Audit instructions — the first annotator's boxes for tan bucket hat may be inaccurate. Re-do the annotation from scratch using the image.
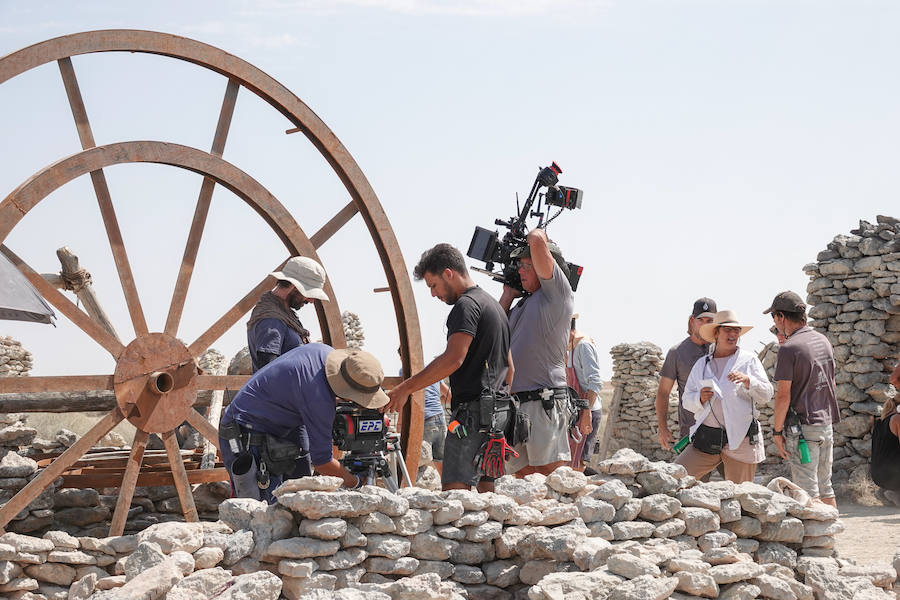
[699,310,754,343]
[325,349,389,409]
[270,256,330,302]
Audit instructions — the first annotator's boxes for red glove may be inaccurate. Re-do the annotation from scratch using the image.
[481,433,519,478]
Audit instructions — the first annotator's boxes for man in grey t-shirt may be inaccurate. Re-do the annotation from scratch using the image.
[499,229,580,476]
[656,297,717,449]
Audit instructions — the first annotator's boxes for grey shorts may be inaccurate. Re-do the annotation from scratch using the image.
[442,401,509,487]
[423,413,446,461]
[506,394,572,472]
[785,423,835,499]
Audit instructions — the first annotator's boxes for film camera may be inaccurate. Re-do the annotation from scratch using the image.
[466,162,583,292]
[332,402,412,492]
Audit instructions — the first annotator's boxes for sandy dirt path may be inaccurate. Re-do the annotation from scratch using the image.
[835,502,900,565]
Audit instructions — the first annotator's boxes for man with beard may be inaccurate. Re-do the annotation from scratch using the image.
[247,256,330,372]
[656,297,718,450]
[385,243,513,491]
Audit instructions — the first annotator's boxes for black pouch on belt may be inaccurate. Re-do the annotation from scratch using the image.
[506,397,531,445]
[478,392,496,430]
[691,424,725,455]
[261,434,301,475]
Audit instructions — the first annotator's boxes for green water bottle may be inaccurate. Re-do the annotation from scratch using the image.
[797,433,811,464]
[672,434,690,454]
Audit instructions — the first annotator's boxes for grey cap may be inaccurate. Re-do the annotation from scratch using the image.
[763,291,806,314]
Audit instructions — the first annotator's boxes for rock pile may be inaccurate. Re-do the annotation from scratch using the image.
[0,450,896,599]
[608,343,677,461]
[342,311,365,349]
[0,336,32,377]
[0,412,55,535]
[802,215,900,486]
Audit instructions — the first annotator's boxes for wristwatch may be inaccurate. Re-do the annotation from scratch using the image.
[773,430,783,437]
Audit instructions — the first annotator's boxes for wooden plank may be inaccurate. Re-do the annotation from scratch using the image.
[61,467,229,489]
[196,374,250,390]
[109,429,148,536]
[58,57,149,338]
[0,408,123,531]
[187,407,221,458]
[0,389,224,413]
[0,376,113,394]
[0,246,125,358]
[310,200,358,249]
[165,79,240,337]
[597,384,623,461]
[373,287,390,293]
[163,430,199,522]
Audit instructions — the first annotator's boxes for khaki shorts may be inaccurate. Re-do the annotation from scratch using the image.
[785,424,835,499]
[506,395,571,472]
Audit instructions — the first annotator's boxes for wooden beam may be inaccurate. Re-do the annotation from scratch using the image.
[310,200,359,249]
[0,375,113,394]
[0,390,223,413]
[56,246,122,343]
[163,430,199,522]
[109,429,148,536]
[61,467,229,489]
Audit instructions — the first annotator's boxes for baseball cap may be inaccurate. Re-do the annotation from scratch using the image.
[763,291,806,315]
[692,297,717,319]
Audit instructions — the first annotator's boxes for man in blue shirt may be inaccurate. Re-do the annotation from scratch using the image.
[220,344,389,502]
[247,256,330,372]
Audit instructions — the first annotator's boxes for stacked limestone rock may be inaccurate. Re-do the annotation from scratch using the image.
[342,311,365,349]
[0,336,33,377]
[0,450,894,599]
[754,342,781,465]
[802,216,900,487]
[608,343,677,461]
[0,413,61,535]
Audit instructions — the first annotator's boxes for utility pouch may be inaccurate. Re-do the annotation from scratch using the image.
[478,392,496,430]
[505,396,531,446]
[219,421,244,455]
[262,434,301,476]
[785,408,802,435]
[691,424,725,455]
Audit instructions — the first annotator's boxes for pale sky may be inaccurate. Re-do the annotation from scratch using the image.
[1,1,899,381]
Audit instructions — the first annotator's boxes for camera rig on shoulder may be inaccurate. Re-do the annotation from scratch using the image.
[466,161,583,293]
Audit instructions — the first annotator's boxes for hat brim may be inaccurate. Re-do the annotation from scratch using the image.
[699,323,753,344]
[271,272,330,302]
[325,349,389,409]
[694,311,717,320]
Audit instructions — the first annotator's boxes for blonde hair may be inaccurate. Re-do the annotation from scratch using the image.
[882,397,898,420]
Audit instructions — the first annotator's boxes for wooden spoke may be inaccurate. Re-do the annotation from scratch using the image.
[0,375,113,394]
[0,408,124,531]
[108,429,149,536]
[310,200,359,249]
[186,408,221,453]
[165,79,240,336]
[187,260,286,358]
[162,430,199,522]
[0,245,125,358]
[58,57,149,337]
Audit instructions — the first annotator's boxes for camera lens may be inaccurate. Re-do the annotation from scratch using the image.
[232,452,253,476]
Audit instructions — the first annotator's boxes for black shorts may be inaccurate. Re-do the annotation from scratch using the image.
[441,401,510,487]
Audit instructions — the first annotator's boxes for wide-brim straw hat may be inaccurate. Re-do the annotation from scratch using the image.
[325,348,389,409]
[270,256,330,302]
[699,310,754,343]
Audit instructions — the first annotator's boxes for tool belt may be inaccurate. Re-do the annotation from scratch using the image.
[221,420,304,476]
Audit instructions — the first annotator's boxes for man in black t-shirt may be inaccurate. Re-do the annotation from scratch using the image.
[385,243,513,491]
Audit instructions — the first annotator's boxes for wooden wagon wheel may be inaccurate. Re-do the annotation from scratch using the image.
[0,30,425,535]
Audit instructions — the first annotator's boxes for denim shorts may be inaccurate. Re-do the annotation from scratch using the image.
[423,413,446,461]
[442,402,509,487]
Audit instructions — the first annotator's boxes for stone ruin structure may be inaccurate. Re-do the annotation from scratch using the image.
[0,336,33,378]
[802,215,900,488]
[0,452,896,599]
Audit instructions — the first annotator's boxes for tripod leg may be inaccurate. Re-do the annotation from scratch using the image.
[392,442,414,488]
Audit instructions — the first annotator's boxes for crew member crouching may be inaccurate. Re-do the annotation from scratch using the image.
[219,344,388,502]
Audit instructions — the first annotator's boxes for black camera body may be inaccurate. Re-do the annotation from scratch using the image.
[467,162,583,293]
[332,402,388,455]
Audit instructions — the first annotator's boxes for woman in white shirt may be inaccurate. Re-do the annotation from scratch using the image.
[675,310,772,483]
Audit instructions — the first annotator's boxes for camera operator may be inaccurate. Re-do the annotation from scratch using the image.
[500,229,582,476]
[219,344,388,503]
[385,243,513,492]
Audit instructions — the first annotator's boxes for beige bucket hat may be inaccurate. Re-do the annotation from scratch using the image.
[325,348,389,409]
[699,310,754,343]
[270,256,330,302]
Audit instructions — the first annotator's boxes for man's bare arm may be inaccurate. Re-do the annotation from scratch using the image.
[384,333,473,412]
[655,376,676,449]
[773,380,792,459]
[506,350,515,387]
[527,228,555,280]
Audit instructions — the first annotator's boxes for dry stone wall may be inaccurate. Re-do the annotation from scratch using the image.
[0,452,895,599]
[802,216,900,480]
[0,336,32,377]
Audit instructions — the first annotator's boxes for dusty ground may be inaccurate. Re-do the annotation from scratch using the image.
[835,502,900,565]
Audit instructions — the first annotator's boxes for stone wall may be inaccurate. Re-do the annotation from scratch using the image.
[802,216,900,484]
[0,453,895,599]
[0,336,32,377]
[608,343,675,462]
